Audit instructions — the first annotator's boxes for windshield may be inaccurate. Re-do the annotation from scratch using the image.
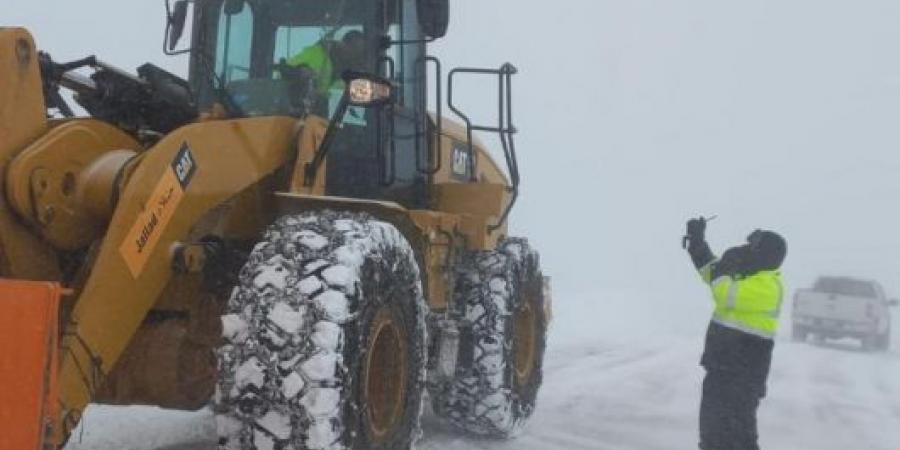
[207,0,380,118]
[813,278,879,298]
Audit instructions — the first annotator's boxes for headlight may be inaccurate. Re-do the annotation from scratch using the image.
[344,73,394,107]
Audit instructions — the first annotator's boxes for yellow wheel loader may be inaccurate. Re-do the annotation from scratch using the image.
[0,1,551,449]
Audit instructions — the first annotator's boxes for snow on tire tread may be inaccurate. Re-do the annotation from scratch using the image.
[430,238,546,438]
[216,210,426,450]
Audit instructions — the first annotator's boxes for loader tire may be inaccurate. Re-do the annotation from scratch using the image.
[430,238,548,438]
[215,211,427,450]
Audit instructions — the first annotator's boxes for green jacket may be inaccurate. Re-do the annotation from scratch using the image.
[287,41,338,95]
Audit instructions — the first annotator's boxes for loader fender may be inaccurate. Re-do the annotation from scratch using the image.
[276,192,413,230]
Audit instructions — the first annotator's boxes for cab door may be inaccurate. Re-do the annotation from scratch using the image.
[369,0,430,208]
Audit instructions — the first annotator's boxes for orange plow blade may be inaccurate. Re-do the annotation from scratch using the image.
[0,280,63,450]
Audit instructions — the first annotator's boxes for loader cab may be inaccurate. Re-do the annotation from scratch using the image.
[181,0,442,208]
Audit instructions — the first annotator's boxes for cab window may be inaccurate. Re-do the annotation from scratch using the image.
[214,1,253,83]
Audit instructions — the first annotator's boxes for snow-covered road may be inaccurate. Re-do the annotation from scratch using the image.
[64,336,900,450]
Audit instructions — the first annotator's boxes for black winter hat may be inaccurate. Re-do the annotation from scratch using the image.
[747,230,787,271]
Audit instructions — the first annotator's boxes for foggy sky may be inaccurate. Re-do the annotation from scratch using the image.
[5,0,900,337]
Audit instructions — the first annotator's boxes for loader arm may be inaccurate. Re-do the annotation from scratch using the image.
[54,117,297,444]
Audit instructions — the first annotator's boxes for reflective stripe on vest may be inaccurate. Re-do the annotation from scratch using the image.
[711,316,776,340]
[772,280,784,318]
[726,281,739,309]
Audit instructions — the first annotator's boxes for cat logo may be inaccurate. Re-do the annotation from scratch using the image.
[452,143,474,180]
[120,143,198,277]
[172,144,196,188]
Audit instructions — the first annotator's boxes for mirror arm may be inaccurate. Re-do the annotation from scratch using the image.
[304,94,351,187]
[304,73,395,187]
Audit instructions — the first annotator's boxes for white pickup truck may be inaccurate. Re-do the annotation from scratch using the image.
[792,276,897,351]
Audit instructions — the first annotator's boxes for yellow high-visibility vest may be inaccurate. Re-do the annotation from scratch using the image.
[699,262,784,339]
[287,42,341,95]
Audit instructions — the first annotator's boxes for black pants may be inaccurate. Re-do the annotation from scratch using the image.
[698,369,765,450]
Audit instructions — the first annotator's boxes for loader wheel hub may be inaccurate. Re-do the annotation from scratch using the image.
[514,301,537,387]
[365,307,407,441]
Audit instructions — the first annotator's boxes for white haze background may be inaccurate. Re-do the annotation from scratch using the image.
[5,1,900,449]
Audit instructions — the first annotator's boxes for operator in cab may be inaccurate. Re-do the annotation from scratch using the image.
[284,30,367,97]
[683,218,787,450]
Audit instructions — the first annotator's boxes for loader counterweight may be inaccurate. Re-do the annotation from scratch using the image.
[0,280,63,450]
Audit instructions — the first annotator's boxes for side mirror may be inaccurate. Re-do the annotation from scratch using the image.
[344,72,394,107]
[167,0,190,51]
[417,0,449,39]
[224,0,246,16]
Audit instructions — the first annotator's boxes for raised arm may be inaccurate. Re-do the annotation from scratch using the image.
[685,218,717,281]
[689,239,715,270]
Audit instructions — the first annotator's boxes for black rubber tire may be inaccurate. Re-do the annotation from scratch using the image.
[877,328,891,351]
[215,211,427,450]
[429,237,548,438]
[861,334,878,352]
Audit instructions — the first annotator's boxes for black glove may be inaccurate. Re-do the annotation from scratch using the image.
[684,217,715,267]
[686,217,706,242]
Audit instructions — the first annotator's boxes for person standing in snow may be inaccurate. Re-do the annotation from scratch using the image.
[683,217,787,450]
